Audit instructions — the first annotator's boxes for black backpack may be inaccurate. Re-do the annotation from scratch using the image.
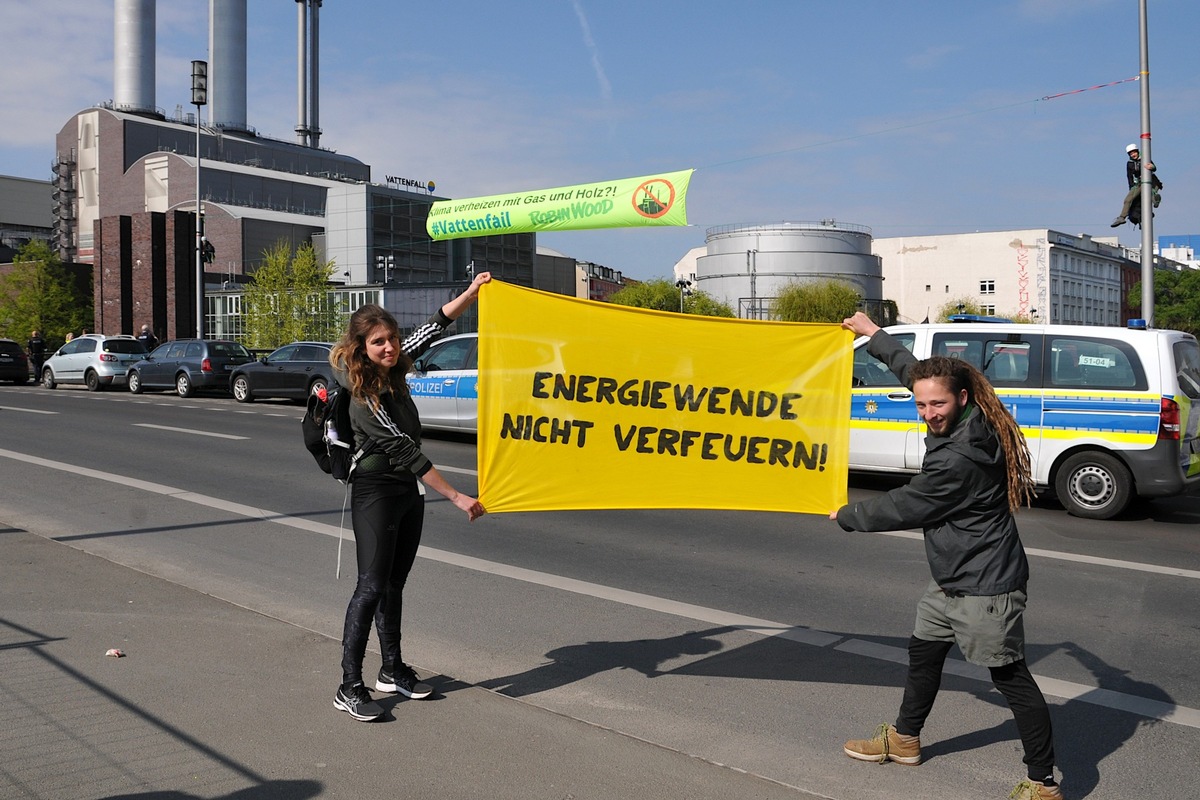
[302,383,374,482]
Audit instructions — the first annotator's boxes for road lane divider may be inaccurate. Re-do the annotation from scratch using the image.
[0,406,57,414]
[132,424,250,440]
[1,445,1198,730]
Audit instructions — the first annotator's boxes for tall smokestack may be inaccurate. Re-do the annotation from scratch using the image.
[294,0,322,148]
[113,0,156,113]
[295,0,309,145]
[309,1,320,148]
[209,0,248,131]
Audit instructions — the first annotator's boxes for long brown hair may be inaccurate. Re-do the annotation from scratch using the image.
[329,304,413,410]
[908,356,1035,513]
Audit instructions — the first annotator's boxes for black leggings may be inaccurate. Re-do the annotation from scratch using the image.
[896,636,1055,780]
[340,477,424,685]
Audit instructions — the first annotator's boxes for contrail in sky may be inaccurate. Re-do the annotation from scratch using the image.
[571,0,613,103]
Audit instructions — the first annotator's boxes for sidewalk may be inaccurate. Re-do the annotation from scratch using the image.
[0,527,814,800]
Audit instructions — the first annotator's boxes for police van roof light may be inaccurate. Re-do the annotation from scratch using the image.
[1127,318,1148,329]
[948,314,1013,324]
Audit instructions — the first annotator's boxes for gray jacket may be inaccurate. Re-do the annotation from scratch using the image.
[836,330,1029,595]
[332,310,452,480]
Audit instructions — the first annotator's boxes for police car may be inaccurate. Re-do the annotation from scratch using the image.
[407,332,478,433]
[850,319,1200,519]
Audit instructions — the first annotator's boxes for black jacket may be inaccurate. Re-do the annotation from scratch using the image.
[332,310,452,480]
[836,330,1029,596]
[1126,157,1162,190]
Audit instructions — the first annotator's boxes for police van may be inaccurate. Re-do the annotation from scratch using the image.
[850,319,1200,519]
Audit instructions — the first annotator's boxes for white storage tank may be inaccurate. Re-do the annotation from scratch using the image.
[696,220,883,318]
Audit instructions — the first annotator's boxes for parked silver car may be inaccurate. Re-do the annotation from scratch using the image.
[41,334,148,391]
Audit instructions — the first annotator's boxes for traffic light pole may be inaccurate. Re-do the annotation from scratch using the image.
[192,60,208,339]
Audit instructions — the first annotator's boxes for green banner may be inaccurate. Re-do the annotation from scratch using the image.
[426,169,694,241]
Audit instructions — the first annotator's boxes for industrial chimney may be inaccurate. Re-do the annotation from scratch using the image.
[113,0,156,113]
[208,0,248,132]
[295,0,322,148]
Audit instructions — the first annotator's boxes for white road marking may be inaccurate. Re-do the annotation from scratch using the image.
[131,424,249,440]
[435,465,478,476]
[871,528,1200,580]
[0,406,57,414]
[1,445,1198,730]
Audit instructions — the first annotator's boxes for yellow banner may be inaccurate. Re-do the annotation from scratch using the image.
[426,170,693,241]
[476,282,852,514]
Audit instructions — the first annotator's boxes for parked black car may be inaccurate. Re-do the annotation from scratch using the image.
[127,338,254,397]
[0,338,31,384]
[229,341,334,403]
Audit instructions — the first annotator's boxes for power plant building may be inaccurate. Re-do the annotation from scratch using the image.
[54,0,538,341]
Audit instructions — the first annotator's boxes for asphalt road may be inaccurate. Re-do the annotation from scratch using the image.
[1,383,1198,800]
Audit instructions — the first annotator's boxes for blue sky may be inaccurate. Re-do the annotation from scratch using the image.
[3,0,1197,280]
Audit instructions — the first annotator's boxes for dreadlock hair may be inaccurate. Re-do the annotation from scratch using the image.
[908,356,1035,514]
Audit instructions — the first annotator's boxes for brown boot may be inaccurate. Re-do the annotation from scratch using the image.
[843,723,921,765]
[1010,779,1064,800]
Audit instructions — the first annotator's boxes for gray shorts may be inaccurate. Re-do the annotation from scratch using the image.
[913,579,1027,667]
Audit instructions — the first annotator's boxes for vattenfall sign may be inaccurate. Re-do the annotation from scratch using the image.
[385,175,436,193]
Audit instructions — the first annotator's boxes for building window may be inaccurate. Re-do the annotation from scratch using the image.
[925,284,931,292]
[981,305,996,315]
[945,285,949,293]
[980,280,995,294]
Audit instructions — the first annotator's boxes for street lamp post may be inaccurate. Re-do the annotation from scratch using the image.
[191,60,208,338]
[675,279,691,313]
[1137,0,1155,326]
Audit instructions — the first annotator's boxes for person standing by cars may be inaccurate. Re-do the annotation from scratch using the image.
[26,330,46,380]
[830,312,1060,800]
[137,324,158,351]
[328,272,490,722]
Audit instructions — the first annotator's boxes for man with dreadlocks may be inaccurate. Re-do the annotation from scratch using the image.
[830,312,1059,800]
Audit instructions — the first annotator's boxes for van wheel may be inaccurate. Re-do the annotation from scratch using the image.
[176,372,193,398]
[1054,452,1133,519]
[85,370,102,392]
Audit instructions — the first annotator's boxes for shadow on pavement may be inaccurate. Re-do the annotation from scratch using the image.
[0,613,322,800]
[480,623,1177,797]
[481,627,735,697]
[97,783,321,800]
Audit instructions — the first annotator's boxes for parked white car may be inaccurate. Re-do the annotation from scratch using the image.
[41,334,148,391]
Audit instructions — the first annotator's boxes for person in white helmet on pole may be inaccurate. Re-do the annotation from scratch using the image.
[1111,142,1162,227]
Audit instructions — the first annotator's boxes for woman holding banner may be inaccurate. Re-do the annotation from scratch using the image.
[830,312,1059,800]
[329,272,490,722]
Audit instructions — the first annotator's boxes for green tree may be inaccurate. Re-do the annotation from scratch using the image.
[934,297,985,323]
[607,278,734,317]
[1004,310,1038,324]
[771,279,861,323]
[0,241,91,348]
[241,241,340,348]
[1130,269,1200,336]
